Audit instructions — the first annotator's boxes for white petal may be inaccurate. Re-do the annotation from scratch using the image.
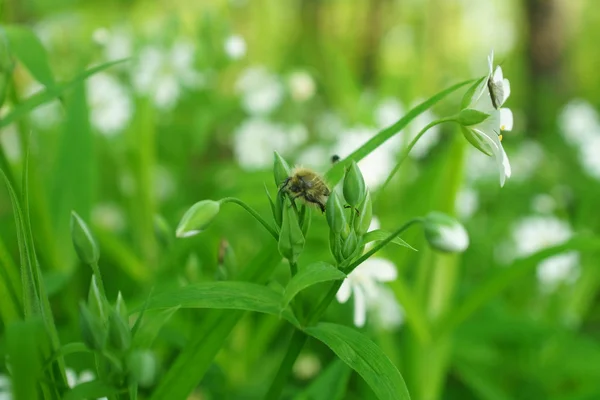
[336,279,352,303]
[66,368,77,388]
[475,129,510,186]
[493,66,504,84]
[502,79,511,102]
[78,370,95,384]
[362,258,398,282]
[500,108,513,131]
[352,285,367,327]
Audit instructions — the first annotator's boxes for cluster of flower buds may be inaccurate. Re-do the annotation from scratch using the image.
[327,161,372,266]
[71,213,157,388]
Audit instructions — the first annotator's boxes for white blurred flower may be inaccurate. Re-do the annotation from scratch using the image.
[233,118,305,170]
[0,374,11,400]
[509,140,544,182]
[132,40,203,110]
[531,194,556,214]
[292,353,321,380]
[375,98,404,129]
[24,82,62,129]
[336,258,399,327]
[334,125,398,189]
[369,286,404,330]
[558,99,600,147]
[288,70,316,102]
[456,187,479,220]
[93,26,133,62]
[92,203,125,232]
[236,67,284,115]
[579,135,600,180]
[65,369,106,400]
[224,35,246,60]
[463,51,513,186]
[512,216,579,289]
[315,112,344,140]
[86,72,132,136]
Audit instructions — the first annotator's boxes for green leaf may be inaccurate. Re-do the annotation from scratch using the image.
[460,76,486,109]
[150,247,281,400]
[294,359,351,400]
[43,342,91,370]
[3,25,55,88]
[0,234,22,323]
[281,262,346,310]
[0,59,127,129]
[305,322,411,400]
[324,79,474,186]
[62,380,120,400]
[6,319,43,400]
[436,235,600,338]
[143,281,299,327]
[133,306,180,348]
[363,229,417,251]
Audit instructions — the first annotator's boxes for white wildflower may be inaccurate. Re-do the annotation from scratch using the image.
[375,98,404,129]
[288,70,316,102]
[132,40,203,110]
[531,194,556,214]
[224,35,246,60]
[558,99,600,147]
[336,258,399,328]
[512,216,579,289]
[236,67,284,115]
[86,72,132,136]
[23,82,62,129]
[292,353,321,380]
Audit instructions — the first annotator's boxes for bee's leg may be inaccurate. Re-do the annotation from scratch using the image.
[278,177,291,193]
[305,194,326,213]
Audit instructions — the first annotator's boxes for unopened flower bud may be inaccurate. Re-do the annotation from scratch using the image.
[354,191,373,236]
[176,200,220,238]
[71,211,99,265]
[278,201,305,262]
[326,192,346,234]
[273,151,291,187]
[343,161,366,207]
[80,302,107,350]
[127,350,157,388]
[108,309,131,351]
[423,212,469,253]
[341,230,359,259]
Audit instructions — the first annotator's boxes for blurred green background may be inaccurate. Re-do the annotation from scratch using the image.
[1,0,600,399]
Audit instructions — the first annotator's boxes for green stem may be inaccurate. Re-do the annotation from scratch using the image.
[264,329,308,400]
[220,197,279,240]
[378,117,458,197]
[289,260,298,277]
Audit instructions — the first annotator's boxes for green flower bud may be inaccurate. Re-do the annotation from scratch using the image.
[423,212,469,253]
[460,126,492,157]
[354,191,373,236]
[343,161,366,207]
[71,211,100,265]
[329,231,344,263]
[458,109,490,126]
[88,275,108,323]
[299,205,312,237]
[108,309,131,351]
[115,292,128,324]
[278,201,305,262]
[176,200,220,238]
[341,230,358,259]
[326,191,347,234]
[80,302,107,350]
[273,151,291,187]
[127,350,157,388]
[273,189,285,227]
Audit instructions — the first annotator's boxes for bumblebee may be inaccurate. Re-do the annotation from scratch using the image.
[280,167,331,212]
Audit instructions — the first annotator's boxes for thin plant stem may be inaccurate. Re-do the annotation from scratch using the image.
[220,197,279,240]
[377,117,458,198]
[264,329,308,400]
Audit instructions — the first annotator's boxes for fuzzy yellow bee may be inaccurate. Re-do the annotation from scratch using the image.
[280,167,331,212]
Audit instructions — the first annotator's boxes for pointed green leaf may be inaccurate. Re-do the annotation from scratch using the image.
[305,322,411,400]
[133,306,180,348]
[4,25,55,88]
[6,319,43,400]
[0,59,127,129]
[363,229,417,251]
[281,262,346,310]
[143,281,299,327]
